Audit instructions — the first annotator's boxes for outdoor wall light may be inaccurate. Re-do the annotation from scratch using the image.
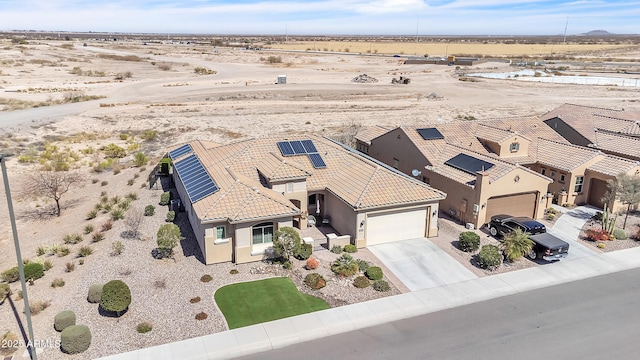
[360,220,365,228]
[432,210,437,217]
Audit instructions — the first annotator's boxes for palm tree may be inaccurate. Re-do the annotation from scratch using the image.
[501,228,535,262]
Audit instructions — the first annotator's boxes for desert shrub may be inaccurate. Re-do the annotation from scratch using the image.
[282,260,292,270]
[330,245,342,254]
[79,259,85,265]
[56,245,71,257]
[365,266,383,281]
[296,243,312,260]
[110,208,125,221]
[159,191,171,205]
[272,227,301,261]
[306,257,319,270]
[265,56,282,64]
[87,284,103,303]
[356,259,370,273]
[478,245,502,270]
[597,242,606,249]
[194,67,216,75]
[100,180,108,186]
[154,279,166,289]
[0,284,11,303]
[78,245,94,257]
[344,244,357,253]
[36,245,48,256]
[101,220,113,231]
[304,273,326,290]
[166,210,175,222]
[144,205,155,216]
[64,233,83,244]
[127,179,134,186]
[137,322,152,334]
[100,280,131,316]
[141,130,158,141]
[29,299,51,315]
[331,254,359,277]
[195,312,208,320]
[353,276,370,288]
[133,152,148,167]
[1,267,20,283]
[230,269,239,275]
[372,280,391,292]
[43,260,53,271]
[54,310,76,332]
[125,192,138,201]
[190,296,201,303]
[24,262,44,281]
[83,224,94,234]
[613,229,628,240]
[91,232,105,242]
[110,241,124,256]
[156,223,181,258]
[60,325,91,354]
[200,274,213,282]
[51,278,65,288]
[0,331,19,355]
[103,143,126,158]
[585,229,609,241]
[65,262,75,272]
[458,231,480,252]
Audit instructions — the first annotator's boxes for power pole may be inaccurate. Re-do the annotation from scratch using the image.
[563,17,569,44]
[1,155,37,360]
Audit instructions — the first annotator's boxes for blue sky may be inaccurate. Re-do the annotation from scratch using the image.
[1,1,638,35]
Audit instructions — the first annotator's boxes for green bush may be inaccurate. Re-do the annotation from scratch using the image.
[136,322,153,333]
[613,228,628,240]
[356,259,370,273]
[54,310,76,332]
[458,231,480,252]
[295,243,313,260]
[478,245,502,270]
[110,208,125,221]
[166,211,175,222]
[87,284,103,303]
[51,278,65,288]
[365,266,383,280]
[100,280,131,316]
[344,244,357,253]
[372,279,391,292]
[103,143,126,158]
[60,325,91,354]
[331,254,359,277]
[273,227,301,261]
[64,233,83,244]
[353,276,370,288]
[83,224,94,234]
[330,245,342,254]
[144,205,155,216]
[78,245,94,257]
[159,191,171,205]
[133,152,148,167]
[24,262,44,281]
[0,283,11,303]
[156,223,182,258]
[1,267,19,283]
[200,274,213,282]
[304,273,326,290]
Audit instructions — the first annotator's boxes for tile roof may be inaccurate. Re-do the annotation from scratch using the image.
[355,125,394,145]
[541,103,626,120]
[535,138,601,171]
[587,155,640,177]
[593,130,640,159]
[171,136,445,223]
[475,123,527,143]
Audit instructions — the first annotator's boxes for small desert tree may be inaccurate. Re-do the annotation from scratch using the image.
[156,223,181,258]
[501,228,534,262]
[605,173,640,229]
[123,206,144,239]
[272,226,301,261]
[22,170,84,216]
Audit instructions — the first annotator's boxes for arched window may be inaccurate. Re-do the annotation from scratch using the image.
[252,222,274,245]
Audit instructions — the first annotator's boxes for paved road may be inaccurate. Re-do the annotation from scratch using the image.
[239,267,640,360]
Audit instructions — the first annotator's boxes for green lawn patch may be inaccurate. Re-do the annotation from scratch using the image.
[214,277,330,329]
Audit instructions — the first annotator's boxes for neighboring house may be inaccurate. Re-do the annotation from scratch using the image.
[168,136,446,265]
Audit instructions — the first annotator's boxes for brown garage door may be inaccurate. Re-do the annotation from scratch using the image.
[485,192,537,223]
[588,178,608,209]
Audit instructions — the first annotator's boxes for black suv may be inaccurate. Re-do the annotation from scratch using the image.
[487,214,546,237]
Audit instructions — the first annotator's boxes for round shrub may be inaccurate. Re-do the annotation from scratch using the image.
[330,245,342,254]
[87,284,103,303]
[195,312,208,320]
[24,262,44,282]
[353,276,370,288]
[356,259,370,273]
[458,231,480,252]
[230,269,239,275]
[190,296,201,304]
[144,205,155,216]
[54,310,76,332]
[304,273,326,290]
[344,244,357,253]
[296,243,313,260]
[136,322,152,333]
[365,266,383,281]
[60,325,91,354]
[200,274,213,282]
[613,229,628,240]
[331,254,359,277]
[372,280,391,292]
[100,280,131,316]
[478,245,502,270]
[306,257,319,270]
[0,284,12,303]
[597,242,606,249]
[1,267,19,283]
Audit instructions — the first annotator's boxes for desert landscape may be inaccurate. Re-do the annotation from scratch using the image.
[1,34,640,359]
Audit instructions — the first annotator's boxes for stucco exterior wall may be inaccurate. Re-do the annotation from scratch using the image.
[367,128,427,177]
[233,217,293,264]
[324,193,357,241]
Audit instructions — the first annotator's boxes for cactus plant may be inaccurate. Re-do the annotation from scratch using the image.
[602,205,618,236]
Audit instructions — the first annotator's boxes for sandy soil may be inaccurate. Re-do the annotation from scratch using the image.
[1,39,640,358]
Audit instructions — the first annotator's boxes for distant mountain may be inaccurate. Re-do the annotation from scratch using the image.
[581,30,613,36]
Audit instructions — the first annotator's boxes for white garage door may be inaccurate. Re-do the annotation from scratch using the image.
[366,208,427,246]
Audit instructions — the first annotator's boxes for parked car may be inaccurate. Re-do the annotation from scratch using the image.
[487,214,569,261]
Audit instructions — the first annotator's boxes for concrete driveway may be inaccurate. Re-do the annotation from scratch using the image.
[368,238,477,292]
[548,205,599,261]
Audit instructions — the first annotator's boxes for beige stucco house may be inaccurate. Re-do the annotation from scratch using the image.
[168,135,446,265]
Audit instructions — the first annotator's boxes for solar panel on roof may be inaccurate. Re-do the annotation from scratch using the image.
[290,140,306,155]
[444,153,494,175]
[173,154,219,203]
[308,153,326,169]
[301,140,318,153]
[169,144,193,159]
[417,128,444,140]
[277,141,295,156]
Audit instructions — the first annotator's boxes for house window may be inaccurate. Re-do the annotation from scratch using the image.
[559,174,566,183]
[574,176,584,193]
[510,142,520,152]
[392,158,399,169]
[550,171,556,179]
[541,168,546,176]
[286,182,293,193]
[252,222,274,245]
[216,226,226,239]
[422,176,430,184]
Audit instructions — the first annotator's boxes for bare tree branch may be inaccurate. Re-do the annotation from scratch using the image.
[22,170,85,217]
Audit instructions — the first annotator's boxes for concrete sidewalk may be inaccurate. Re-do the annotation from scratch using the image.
[97,246,640,360]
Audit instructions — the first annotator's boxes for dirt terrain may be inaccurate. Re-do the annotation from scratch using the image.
[1,38,640,358]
